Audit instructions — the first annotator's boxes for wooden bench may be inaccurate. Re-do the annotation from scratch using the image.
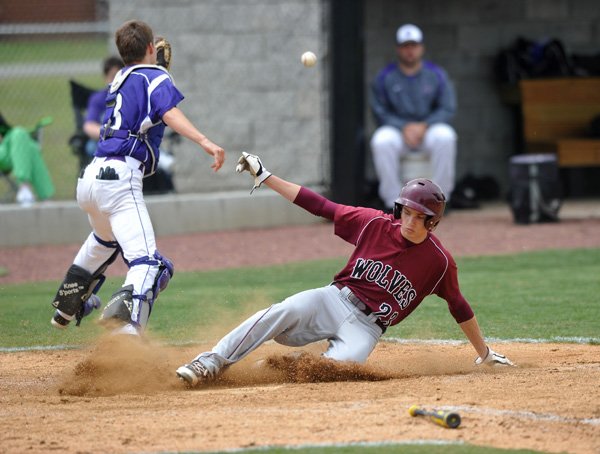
[520,77,600,167]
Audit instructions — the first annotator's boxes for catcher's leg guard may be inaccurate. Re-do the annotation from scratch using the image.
[98,284,153,333]
[99,285,137,326]
[51,244,120,329]
[51,265,95,329]
[100,251,174,333]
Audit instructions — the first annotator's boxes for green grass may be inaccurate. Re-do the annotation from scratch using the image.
[1,248,598,349]
[0,37,107,64]
[204,444,545,454]
[395,248,600,341]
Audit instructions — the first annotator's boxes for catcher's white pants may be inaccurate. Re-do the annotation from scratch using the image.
[370,124,457,209]
[72,157,159,326]
[194,284,383,376]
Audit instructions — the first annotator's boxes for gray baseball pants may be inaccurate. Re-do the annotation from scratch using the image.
[193,284,384,377]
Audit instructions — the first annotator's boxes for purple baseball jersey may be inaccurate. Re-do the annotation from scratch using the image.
[85,88,108,124]
[96,65,184,176]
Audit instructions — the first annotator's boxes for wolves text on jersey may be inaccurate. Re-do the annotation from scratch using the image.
[350,258,417,309]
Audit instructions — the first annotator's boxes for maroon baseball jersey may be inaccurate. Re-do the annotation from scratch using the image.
[332,204,473,327]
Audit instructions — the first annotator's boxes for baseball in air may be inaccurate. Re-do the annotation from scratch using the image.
[301,51,317,67]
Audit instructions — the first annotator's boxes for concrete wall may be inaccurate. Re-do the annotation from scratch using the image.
[108,0,330,195]
[364,0,600,191]
[0,190,324,247]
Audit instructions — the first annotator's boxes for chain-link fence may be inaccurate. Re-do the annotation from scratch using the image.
[0,0,112,201]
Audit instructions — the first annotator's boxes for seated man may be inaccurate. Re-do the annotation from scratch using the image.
[370,24,457,210]
[0,114,54,206]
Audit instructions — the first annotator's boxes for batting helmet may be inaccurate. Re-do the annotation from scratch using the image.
[393,178,446,230]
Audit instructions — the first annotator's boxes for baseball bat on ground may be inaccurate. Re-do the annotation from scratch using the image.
[408,405,461,429]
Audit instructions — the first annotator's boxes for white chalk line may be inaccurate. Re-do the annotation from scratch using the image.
[1,336,598,353]
[439,404,600,426]
[383,336,600,345]
[0,344,80,352]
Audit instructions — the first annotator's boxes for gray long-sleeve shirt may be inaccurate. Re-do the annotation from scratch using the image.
[370,60,457,130]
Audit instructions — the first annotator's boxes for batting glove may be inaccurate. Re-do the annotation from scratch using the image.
[475,346,516,366]
[236,151,272,194]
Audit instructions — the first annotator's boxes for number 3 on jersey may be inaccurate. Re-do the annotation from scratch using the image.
[111,93,124,130]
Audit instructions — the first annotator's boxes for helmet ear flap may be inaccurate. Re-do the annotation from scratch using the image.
[425,216,436,231]
[396,208,439,231]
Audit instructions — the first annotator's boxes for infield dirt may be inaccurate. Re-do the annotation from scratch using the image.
[1,201,599,453]
[1,338,599,453]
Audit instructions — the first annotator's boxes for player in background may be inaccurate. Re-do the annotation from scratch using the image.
[176,152,514,387]
[82,56,125,165]
[0,113,55,206]
[50,20,225,335]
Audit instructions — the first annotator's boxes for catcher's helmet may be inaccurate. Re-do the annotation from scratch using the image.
[393,178,446,231]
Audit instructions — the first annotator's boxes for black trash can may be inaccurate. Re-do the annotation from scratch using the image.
[508,153,562,224]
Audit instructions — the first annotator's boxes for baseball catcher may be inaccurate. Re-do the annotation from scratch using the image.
[176,152,514,386]
[49,20,225,335]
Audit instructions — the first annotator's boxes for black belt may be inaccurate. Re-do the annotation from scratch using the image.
[103,156,144,172]
[333,282,386,333]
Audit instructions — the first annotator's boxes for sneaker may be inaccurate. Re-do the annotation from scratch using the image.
[176,359,212,387]
[16,184,35,207]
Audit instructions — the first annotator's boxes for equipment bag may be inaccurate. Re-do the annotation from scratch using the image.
[495,37,573,84]
[508,154,562,224]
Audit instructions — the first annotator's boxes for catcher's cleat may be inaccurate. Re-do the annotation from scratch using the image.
[176,360,212,387]
[50,309,73,329]
[111,323,141,337]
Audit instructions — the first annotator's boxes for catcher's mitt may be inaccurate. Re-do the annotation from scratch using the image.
[155,36,172,70]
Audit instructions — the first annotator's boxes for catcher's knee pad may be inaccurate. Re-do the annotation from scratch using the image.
[152,250,174,298]
[51,265,95,329]
[138,251,174,327]
[134,251,174,323]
